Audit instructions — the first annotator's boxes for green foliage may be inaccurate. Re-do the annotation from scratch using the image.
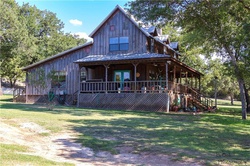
[0,0,86,87]
[28,68,59,110]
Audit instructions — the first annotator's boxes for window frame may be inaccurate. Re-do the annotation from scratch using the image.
[109,37,129,51]
[51,71,66,89]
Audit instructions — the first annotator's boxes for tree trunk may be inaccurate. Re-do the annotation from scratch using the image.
[244,84,250,113]
[226,47,247,119]
[230,93,234,105]
[0,77,2,95]
[10,80,13,88]
[238,79,247,119]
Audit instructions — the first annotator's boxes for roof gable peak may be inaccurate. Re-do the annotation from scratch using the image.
[89,5,149,38]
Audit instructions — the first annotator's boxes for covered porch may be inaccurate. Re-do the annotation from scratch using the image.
[75,53,202,112]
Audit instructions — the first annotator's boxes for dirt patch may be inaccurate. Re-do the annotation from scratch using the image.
[0,119,203,166]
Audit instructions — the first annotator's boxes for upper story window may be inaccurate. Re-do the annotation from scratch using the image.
[109,37,129,51]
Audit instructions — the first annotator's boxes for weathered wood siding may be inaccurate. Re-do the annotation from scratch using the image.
[26,47,91,96]
[91,10,148,55]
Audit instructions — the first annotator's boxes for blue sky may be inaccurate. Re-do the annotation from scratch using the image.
[16,0,129,40]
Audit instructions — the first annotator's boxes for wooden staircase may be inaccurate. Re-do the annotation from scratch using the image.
[13,87,26,103]
[187,87,214,111]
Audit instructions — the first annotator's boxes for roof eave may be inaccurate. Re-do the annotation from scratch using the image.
[22,41,93,71]
[170,57,204,76]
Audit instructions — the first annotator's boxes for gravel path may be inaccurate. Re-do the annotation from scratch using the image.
[0,119,202,166]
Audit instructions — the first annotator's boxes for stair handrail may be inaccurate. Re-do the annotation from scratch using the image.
[187,87,214,110]
[13,87,25,100]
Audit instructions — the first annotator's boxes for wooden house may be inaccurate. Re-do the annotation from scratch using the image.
[21,5,210,112]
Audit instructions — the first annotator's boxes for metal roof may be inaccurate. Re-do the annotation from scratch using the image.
[169,42,179,50]
[22,41,93,71]
[155,35,169,42]
[75,53,171,64]
[75,53,203,76]
[142,26,157,34]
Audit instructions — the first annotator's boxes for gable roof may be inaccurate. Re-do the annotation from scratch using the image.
[155,35,169,43]
[89,5,179,55]
[169,42,179,50]
[89,5,150,38]
[142,26,158,36]
[23,41,93,71]
[22,5,181,71]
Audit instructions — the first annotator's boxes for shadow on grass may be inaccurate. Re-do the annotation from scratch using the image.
[0,101,175,118]
[68,114,250,164]
[1,101,249,165]
[0,102,95,117]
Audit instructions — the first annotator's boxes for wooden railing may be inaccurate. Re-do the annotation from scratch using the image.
[200,96,214,109]
[13,87,25,102]
[80,80,215,111]
[187,87,214,110]
[80,80,189,94]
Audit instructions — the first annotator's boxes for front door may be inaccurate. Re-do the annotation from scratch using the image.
[114,70,130,90]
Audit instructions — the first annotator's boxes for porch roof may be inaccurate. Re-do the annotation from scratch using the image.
[75,53,171,65]
[75,53,203,76]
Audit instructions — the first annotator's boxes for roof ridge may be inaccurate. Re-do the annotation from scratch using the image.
[89,5,150,38]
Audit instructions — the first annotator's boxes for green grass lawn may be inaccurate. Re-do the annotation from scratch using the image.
[0,144,73,166]
[0,95,249,166]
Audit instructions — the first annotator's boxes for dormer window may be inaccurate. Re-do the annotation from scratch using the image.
[109,37,129,51]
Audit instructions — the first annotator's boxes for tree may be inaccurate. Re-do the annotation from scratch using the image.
[127,0,249,119]
[28,68,57,110]
[0,0,31,87]
[0,0,86,87]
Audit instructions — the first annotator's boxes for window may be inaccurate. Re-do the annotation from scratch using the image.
[51,71,66,88]
[80,67,87,82]
[109,37,129,51]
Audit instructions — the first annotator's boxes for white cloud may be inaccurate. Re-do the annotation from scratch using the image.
[69,19,82,26]
[72,32,93,42]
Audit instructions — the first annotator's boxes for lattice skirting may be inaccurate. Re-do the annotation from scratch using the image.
[78,93,170,112]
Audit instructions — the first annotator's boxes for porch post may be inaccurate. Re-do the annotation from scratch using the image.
[133,63,138,93]
[186,72,188,85]
[191,74,193,88]
[180,69,182,84]
[173,65,176,92]
[77,67,81,107]
[166,61,170,113]
[104,64,109,94]
[165,62,169,91]
[185,71,188,93]
[199,76,201,91]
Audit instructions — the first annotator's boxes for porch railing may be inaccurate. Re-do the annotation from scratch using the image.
[80,80,189,94]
